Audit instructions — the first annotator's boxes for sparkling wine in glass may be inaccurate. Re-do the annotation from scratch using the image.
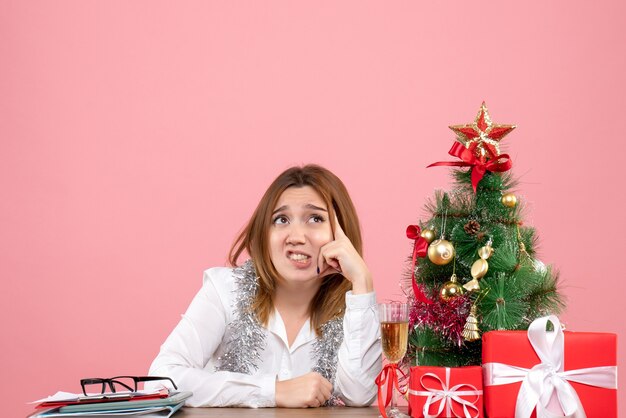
[378,302,409,418]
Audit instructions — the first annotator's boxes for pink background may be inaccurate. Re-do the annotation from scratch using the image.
[2,2,624,416]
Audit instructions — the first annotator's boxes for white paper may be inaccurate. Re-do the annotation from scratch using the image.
[30,390,163,404]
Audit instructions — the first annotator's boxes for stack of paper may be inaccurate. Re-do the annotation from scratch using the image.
[28,390,193,418]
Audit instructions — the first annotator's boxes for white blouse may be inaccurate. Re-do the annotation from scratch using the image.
[147,266,382,407]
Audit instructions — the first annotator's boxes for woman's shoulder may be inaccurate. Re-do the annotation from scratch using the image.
[201,265,237,292]
[201,260,257,294]
[199,261,257,314]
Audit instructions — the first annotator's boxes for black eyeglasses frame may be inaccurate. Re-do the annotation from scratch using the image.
[80,375,178,396]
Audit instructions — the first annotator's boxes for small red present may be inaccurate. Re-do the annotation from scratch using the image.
[408,366,483,418]
[482,315,617,418]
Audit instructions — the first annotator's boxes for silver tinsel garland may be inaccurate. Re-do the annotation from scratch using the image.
[215,260,267,374]
[215,259,346,406]
[313,316,345,406]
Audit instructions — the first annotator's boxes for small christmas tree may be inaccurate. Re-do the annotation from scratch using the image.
[405,103,565,367]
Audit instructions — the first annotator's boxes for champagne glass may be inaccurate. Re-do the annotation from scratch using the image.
[378,302,409,418]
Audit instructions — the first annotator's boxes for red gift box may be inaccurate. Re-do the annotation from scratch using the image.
[482,315,617,418]
[408,366,483,418]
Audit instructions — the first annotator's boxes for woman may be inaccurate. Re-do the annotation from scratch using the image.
[147,165,381,408]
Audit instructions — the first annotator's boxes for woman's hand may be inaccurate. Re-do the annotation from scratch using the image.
[317,216,373,294]
[275,372,332,408]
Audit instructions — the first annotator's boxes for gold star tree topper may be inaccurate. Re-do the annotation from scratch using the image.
[449,102,516,161]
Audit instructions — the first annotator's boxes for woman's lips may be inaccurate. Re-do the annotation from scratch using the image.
[287,251,312,267]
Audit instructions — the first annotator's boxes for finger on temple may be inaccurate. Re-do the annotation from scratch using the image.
[334,214,346,238]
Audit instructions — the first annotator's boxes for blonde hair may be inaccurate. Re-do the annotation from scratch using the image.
[229,164,363,335]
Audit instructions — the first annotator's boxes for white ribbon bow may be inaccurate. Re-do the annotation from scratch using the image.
[483,315,617,418]
[409,367,483,418]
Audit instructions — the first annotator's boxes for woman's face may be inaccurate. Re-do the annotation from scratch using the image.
[269,186,333,285]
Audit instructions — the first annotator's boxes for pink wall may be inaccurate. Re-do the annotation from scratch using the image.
[2,2,624,416]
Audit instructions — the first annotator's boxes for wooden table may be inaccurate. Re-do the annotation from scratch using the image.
[176,406,406,417]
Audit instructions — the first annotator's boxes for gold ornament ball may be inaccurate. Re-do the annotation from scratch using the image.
[428,239,455,265]
[501,193,517,208]
[420,229,436,244]
[440,278,463,302]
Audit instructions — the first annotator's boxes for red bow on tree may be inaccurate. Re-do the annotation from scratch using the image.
[406,225,432,304]
[428,102,515,192]
[428,142,512,192]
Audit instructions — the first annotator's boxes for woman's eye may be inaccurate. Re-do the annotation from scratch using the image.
[309,215,325,223]
[273,216,289,225]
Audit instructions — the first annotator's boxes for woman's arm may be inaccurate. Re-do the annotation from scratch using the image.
[334,291,381,406]
[317,217,382,405]
[147,268,277,408]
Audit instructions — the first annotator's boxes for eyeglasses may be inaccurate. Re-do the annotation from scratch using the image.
[80,376,178,396]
